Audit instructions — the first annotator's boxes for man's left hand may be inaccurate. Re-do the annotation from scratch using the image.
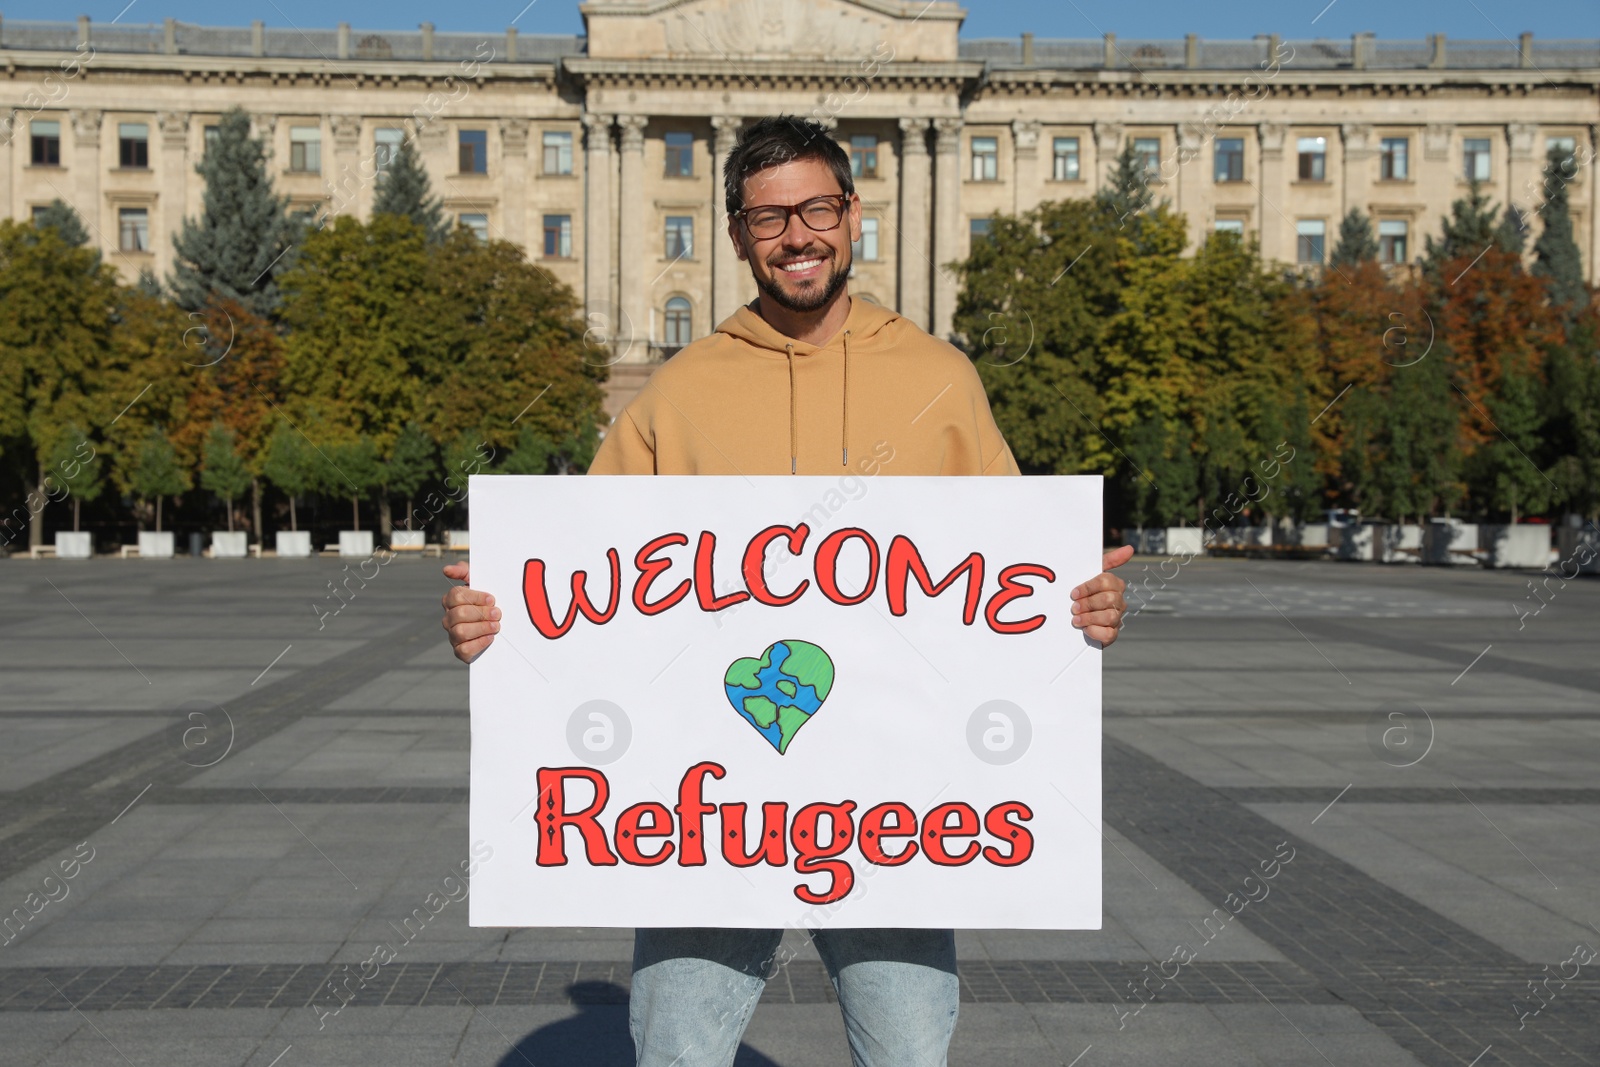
[1071,545,1133,647]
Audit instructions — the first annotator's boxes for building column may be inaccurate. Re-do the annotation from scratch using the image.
[896,117,931,331]
[931,117,962,341]
[1590,125,1600,284]
[1012,119,1041,215]
[1092,121,1122,194]
[582,114,616,350]
[616,114,649,363]
[1257,121,1287,264]
[328,114,361,221]
[498,117,529,250]
[1175,121,1205,249]
[1506,122,1539,235]
[156,111,189,282]
[1,113,16,223]
[711,115,743,326]
[1341,123,1375,221]
[69,109,103,255]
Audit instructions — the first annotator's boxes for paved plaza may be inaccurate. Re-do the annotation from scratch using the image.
[1,554,1597,1066]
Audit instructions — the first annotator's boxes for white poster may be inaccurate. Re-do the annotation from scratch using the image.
[468,474,1102,929]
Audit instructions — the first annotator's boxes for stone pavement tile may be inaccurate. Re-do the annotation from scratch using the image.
[451,1005,638,1067]
[325,669,469,712]
[159,942,344,966]
[947,1003,1066,1066]
[185,717,466,789]
[1256,801,1599,962]
[493,936,639,963]
[0,717,168,790]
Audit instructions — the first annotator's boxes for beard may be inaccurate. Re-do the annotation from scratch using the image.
[757,249,852,313]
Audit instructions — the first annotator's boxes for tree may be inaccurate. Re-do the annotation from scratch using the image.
[170,108,303,318]
[46,424,103,533]
[382,422,437,532]
[1097,140,1156,240]
[32,199,90,248]
[500,427,557,475]
[0,221,122,549]
[371,138,449,244]
[1424,179,1518,272]
[1329,209,1379,270]
[1494,205,1528,256]
[262,422,315,531]
[130,427,190,532]
[316,436,383,531]
[200,424,252,532]
[1532,145,1589,316]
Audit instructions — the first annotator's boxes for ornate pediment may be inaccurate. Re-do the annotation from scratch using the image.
[581,0,964,62]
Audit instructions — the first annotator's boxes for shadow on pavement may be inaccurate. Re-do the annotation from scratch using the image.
[496,981,785,1067]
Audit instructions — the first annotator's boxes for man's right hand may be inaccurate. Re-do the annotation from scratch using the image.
[441,561,500,664]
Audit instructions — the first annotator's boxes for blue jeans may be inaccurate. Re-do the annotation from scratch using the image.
[630,927,959,1067]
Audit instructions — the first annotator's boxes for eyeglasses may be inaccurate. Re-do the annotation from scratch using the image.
[735,194,851,240]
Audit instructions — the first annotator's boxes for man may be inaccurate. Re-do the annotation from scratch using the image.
[442,115,1131,1066]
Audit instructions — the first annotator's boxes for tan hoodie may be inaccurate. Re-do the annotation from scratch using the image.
[589,298,1019,478]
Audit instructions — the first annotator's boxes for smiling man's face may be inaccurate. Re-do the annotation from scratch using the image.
[731,157,863,315]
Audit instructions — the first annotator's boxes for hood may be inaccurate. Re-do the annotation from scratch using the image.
[712,297,905,472]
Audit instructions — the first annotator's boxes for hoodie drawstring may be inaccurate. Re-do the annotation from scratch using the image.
[841,330,851,468]
[786,343,797,475]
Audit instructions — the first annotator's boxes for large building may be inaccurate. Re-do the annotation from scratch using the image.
[3,1,1598,407]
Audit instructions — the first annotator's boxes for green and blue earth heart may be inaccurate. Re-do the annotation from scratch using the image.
[723,640,835,754]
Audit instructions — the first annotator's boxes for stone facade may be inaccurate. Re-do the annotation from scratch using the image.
[3,2,1597,409]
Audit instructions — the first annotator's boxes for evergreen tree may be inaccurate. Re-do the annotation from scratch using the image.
[1329,209,1379,270]
[170,108,303,318]
[130,426,190,532]
[1494,205,1528,256]
[371,139,448,243]
[200,424,252,532]
[135,268,163,298]
[1095,141,1157,251]
[1424,179,1500,270]
[1532,144,1589,316]
[32,199,90,247]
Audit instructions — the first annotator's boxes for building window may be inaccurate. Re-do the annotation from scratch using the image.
[289,126,321,173]
[373,128,405,177]
[543,214,572,258]
[1378,220,1408,264]
[203,125,219,155]
[1380,137,1408,180]
[971,137,998,181]
[1464,138,1492,181]
[1297,136,1327,181]
[118,123,149,169]
[1214,219,1245,235]
[664,296,692,347]
[1296,219,1326,265]
[665,216,694,259]
[459,213,489,241]
[459,129,488,174]
[1053,137,1080,181]
[970,218,993,242]
[665,132,693,178]
[852,217,880,262]
[31,205,50,223]
[850,135,879,180]
[1133,137,1160,178]
[119,207,149,252]
[543,130,573,175]
[1215,138,1244,182]
[31,120,61,166]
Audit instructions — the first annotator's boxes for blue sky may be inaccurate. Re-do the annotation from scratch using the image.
[9,0,1597,40]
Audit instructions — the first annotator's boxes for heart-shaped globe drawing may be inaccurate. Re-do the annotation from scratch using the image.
[723,640,834,754]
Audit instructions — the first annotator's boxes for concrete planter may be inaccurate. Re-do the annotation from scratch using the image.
[1556,525,1600,574]
[1378,524,1423,564]
[54,532,92,559]
[138,531,174,559]
[275,531,312,559]
[1481,524,1551,569]
[1422,521,1479,566]
[447,529,471,551]
[1334,525,1375,561]
[1123,528,1165,554]
[1295,523,1331,550]
[1165,528,1204,557]
[339,530,374,558]
[1238,526,1273,548]
[390,530,425,550]
[211,531,248,558]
